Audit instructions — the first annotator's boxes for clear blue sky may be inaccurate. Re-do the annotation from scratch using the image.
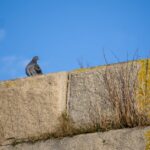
[0,0,150,81]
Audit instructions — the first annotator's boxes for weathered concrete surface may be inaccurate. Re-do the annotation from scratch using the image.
[68,66,115,128]
[0,72,68,145]
[67,60,150,128]
[0,59,150,148]
[0,126,149,150]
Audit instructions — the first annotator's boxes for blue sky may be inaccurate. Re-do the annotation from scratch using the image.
[0,0,150,81]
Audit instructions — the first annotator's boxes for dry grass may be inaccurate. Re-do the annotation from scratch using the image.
[101,61,148,128]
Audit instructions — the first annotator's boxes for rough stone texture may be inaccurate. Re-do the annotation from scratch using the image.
[0,72,68,145]
[68,62,140,128]
[0,126,149,150]
[68,66,114,128]
[0,59,150,149]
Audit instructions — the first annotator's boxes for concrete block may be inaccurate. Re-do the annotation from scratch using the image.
[68,60,150,129]
[0,126,149,150]
[0,72,68,145]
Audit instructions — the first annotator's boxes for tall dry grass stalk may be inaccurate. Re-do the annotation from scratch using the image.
[101,61,148,128]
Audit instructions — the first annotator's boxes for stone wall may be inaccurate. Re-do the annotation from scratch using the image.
[0,126,149,150]
[68,60,150,129]
[0,72,68,145]
[0,59,150,149]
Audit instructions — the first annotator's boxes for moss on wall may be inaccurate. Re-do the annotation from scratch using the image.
[137,59,150,118]
[72,65,105,73]
[0,80,18,88]
[145,130,150,150]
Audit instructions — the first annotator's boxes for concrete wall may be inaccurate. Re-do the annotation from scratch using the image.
[68,60,150,129]
[0,72,68,145]
[0,126,149,150]
[0,59,150,149]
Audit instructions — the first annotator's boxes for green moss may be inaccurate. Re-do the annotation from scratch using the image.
[145,130,150,150]
[72,65,106,73]
[0,81,17,88]
[137,59,150,118]
[72,59,144,73]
